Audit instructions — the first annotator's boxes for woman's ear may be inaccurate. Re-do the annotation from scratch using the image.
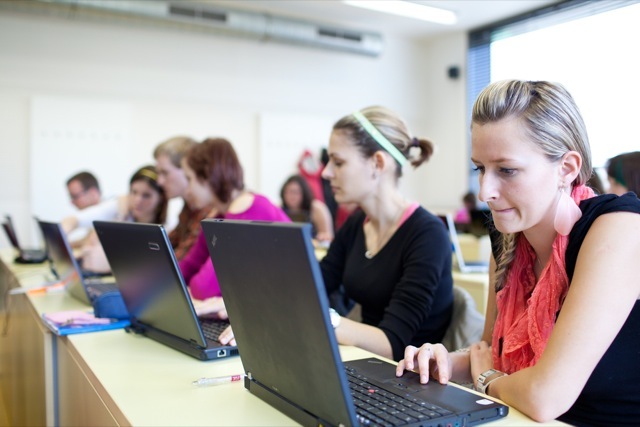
[372,150,389,173]
[559,151,582,184]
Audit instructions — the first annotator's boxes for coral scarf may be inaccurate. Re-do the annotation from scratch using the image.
[492,185,595,373]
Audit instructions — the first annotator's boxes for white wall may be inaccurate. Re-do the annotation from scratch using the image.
[0,9,469,248]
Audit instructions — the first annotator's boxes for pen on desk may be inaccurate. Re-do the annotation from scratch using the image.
[9,282,65,296]
[192,374,245,387]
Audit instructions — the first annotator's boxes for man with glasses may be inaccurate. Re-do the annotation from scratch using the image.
[66,171,102,210]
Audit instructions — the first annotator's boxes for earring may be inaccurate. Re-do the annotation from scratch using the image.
[554,186,582,236]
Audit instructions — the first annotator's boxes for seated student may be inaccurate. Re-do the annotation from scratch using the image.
[606,151,640,196]
[216,108,454,355]
[454,191,477,232]
[153,136,212,260]
[65,171,103,247]
[318,106,453,361]
[397,80,640,424]
[178,138,290,301]
[280,174,334,244]
[66,171,102,210]
[62,165,169,273]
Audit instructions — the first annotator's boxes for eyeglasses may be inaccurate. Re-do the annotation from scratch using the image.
[69,189,87,201]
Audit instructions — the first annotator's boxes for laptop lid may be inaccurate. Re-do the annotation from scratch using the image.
[3,215,47,263]
[37,220,92,304]
[202,219,507,427]
[2,215,20,250]
[93,220,238,361]
[440,214,489,274]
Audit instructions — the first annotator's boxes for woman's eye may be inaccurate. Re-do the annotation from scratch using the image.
[499,168,516,176]
[472,165,484,174]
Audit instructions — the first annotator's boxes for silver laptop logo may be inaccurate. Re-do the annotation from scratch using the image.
[148,242,160,251]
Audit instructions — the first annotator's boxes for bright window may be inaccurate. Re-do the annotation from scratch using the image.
[468,0,640,190]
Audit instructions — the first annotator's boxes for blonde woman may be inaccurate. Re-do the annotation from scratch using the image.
[397,80,640,424]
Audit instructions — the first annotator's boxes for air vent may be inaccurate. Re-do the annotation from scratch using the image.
[168,4,227,23]
[318,28,362,43]
[23,0,384,56]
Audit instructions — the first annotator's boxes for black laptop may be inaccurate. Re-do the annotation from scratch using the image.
[93,221,239,361]
[2,215,46,263]
[37,220,119,305]
[201,219,508,427]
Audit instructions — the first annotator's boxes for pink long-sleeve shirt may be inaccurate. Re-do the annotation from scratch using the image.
[178,193,291,300]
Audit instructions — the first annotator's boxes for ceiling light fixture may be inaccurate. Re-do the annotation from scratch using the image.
[343,0,457,25]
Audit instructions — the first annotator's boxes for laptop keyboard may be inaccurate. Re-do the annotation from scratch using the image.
[199,319,229,342]
[345,366,453,426]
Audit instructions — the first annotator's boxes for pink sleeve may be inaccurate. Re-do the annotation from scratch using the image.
[187,258,221,300]
[178,232,208,283]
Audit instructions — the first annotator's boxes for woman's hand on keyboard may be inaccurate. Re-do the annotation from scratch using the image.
[218,325,236,346]
[192,296,229,320]
[395,343,452,385]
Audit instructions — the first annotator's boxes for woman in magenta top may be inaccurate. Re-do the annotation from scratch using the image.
[178,138,290,300]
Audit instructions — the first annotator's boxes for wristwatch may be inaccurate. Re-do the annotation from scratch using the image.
[476,369,507,394]
[329,308,341,329]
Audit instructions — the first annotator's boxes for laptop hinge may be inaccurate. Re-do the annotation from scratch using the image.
[244,376,350,427]
[125,321,146,335]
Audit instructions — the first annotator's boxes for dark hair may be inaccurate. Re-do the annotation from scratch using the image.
[130,165,167,224]
[586,171,605,195]
[606,151,640,195]
[332,106,434,178]
[280,175,314,211]
[462,191,477,209]
[66,171,100,192]
[186,138,244,204]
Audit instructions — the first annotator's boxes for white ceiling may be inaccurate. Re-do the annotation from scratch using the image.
[200,0,560,39]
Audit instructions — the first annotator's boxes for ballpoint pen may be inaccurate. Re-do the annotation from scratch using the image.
[192,374,245,387]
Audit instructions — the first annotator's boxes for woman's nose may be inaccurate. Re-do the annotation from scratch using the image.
[478,174,498,203]
[321,163,332,180]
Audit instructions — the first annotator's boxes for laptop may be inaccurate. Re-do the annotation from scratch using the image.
[201,219,508,427]
[439,214,489,274]
[93,221,239,361]
[37,219,119,305]
[2,215,47,263]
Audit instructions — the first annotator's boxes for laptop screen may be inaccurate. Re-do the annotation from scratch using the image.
[202,219,356,425]
[38,221,83,285]
[94,221,207,348]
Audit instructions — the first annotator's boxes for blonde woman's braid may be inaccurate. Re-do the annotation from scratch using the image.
[494,232,518,292]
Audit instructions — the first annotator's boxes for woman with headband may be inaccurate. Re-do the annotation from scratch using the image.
[315,106,454,361]
[61,165,169,273]
[216,107,454,354]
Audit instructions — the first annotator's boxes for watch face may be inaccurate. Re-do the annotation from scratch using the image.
[329,309,340,328]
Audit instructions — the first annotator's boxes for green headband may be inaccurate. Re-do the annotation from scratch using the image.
[352,111,407,167]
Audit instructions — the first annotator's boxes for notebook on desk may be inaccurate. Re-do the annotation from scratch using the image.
[93,221,238,361]
[37,220,119,305]
[2,215,46,263]
[440,214,490,274]
[201,219,507,427]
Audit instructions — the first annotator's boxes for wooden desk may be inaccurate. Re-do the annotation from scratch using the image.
[1,253,564,427]
[0,254,90,426]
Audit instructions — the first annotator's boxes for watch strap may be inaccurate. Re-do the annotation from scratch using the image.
[476,369,507,394]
